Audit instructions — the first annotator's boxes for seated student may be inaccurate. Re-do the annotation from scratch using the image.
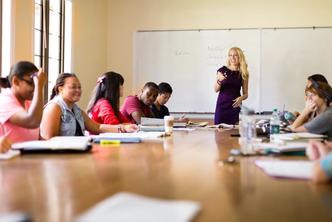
[287,74,331,125]
[151,82,172,119]
[40,73,138,139]
[306,140,332,183]
[291,82,332,140]
[87,72,130,125]
[0,136,11,153]
[0,61,46,143]
[120,82,159,124]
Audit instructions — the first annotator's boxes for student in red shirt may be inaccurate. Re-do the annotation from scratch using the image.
[87,72,131,125]
[120,82,159,124]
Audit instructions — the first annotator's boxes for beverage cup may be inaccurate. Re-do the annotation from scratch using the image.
[164,116,174,134]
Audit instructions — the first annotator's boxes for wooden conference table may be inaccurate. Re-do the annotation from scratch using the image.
[0,129,332,222]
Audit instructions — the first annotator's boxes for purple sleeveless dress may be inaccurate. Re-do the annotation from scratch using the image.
[214,66,242,124]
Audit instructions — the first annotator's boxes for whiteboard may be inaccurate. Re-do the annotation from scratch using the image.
[134,28,332,113]
[261,28,332,112]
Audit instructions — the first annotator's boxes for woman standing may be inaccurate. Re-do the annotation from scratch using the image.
[214,47,249,124]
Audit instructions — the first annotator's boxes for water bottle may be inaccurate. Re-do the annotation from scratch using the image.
[270,109,280,135]
[239,106,256,155]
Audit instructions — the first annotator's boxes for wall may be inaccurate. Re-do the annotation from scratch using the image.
[107,0,332,104]
[12,0,34,62]
[72,0,108,108]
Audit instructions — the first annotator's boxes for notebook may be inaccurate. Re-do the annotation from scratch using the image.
[77,192,201,222]
[255,160,314,179]
[11,136,92,153]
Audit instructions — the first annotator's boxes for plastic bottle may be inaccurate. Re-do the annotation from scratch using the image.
[270,109,280,135]
[239,106,256,155]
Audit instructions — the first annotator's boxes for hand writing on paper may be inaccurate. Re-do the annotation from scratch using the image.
[0,136,11,153]
[232,96,242,108]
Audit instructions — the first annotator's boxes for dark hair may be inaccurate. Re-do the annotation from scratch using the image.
[158,82,173,94]
[308,74,328,84]
[50,73,77,100]
[305,81,332,105]
[86,71,124,119]
[0,61,38,88]
[143,82,159,91]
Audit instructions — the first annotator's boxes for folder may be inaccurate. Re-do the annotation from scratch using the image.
[12,136,92,153]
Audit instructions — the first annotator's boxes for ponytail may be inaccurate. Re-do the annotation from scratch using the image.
[50,73,77,100]
[0,76,11,88]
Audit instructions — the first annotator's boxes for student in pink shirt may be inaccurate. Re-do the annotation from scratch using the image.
[0,61,46,143]
[87,72,131,125]
[120,82,159,124]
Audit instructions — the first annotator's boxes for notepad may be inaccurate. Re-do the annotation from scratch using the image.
[77,192,201,222]
[12,136,92,152]
[255,160,314,179]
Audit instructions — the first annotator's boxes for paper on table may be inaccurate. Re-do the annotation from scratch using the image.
[271,132,326,141]
[254,142,308,152]
[255,160,314,179]
[0,150,20,160]
[206,123,238,129]
[77,192,201,222]
[97,132,166,140]
[141,117,164,126]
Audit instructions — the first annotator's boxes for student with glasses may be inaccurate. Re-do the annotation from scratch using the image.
[291,81,332,140]
[0,61,46,143]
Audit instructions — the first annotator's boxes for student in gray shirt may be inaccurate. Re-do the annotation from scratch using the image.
[291,81,332,141]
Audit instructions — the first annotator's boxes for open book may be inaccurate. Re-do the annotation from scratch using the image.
[12,136,92,153]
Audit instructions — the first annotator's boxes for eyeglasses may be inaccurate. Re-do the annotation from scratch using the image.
[20,76,34,87]
[305,92,315,98]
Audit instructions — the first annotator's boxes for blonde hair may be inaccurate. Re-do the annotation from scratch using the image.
[227,47,249,80]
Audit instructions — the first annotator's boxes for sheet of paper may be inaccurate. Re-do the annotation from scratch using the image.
[77,192,201,222]
[255,160,314,179]
[254,142,308,152]
[271,132,326,141]
[0,150,20,160]
[97,132,166,140]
